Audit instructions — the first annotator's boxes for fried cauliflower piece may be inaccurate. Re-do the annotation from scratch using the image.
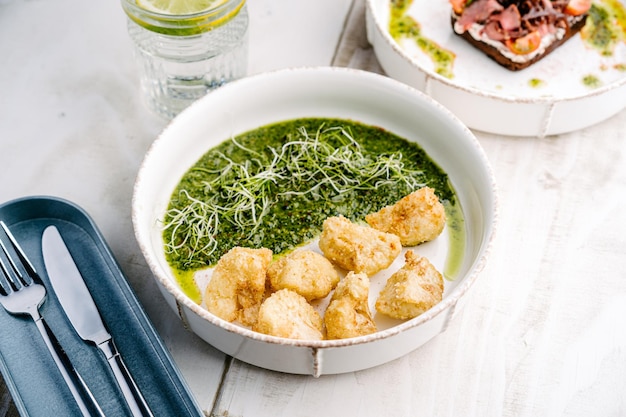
[318,215,401,276]
[365,186,446,246]
[204,246,273,327]
[375,250,444,320]
[324,272,377,339]
[254,289,323,340]
[267,250,340,301]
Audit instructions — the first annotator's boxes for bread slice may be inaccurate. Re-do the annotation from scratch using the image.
[451,1,589,71]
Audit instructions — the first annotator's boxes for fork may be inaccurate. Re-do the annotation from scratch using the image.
[0,221,104,417]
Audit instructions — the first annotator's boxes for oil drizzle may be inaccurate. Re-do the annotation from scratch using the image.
[389,0,456,78]
[582,74,603,88]
[581,0,626,56]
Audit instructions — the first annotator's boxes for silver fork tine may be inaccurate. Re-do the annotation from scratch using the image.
[0,221,104,417]
[0,223,35,289]
[0,249,14,294]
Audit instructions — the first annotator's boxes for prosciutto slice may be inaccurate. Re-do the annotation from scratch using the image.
[457,0,504,30]
[454,0,575,41]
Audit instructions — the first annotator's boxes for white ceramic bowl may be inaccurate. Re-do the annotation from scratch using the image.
[132,67,497,376]
[366,0,626,137]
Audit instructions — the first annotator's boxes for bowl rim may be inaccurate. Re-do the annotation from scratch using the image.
[132,66,499,349]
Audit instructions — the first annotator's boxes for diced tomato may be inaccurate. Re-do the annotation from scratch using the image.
[450,0,467,15]
[564,0,592,15]
[504,31,542,55]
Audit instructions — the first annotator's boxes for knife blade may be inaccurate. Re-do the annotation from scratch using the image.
[42,225,154,417]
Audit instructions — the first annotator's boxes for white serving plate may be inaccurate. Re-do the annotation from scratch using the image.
[366,0,626,137]
[132,67,497,376]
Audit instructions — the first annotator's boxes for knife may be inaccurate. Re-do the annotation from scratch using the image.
[41,225,154,417]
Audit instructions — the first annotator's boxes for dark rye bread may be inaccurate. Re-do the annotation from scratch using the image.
[451,15,588,71]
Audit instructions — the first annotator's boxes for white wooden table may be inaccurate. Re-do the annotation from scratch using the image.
[1,0,626,416]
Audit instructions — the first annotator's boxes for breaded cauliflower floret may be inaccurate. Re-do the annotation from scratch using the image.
[204,246,273,327]
[267,250,340,301]
[375,250,443,320]
[254,289,323,340]
[318,216,401,276]
[365,186,446,246]
[324,272,377,339]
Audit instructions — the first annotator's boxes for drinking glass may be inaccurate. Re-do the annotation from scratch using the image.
[121,0,249,119]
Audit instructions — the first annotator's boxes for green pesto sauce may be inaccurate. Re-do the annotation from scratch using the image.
[163,118,464,297]
[582,74,603,88]
[173,269,202,304]
[581,0,626,56]
[528,78,546,88]
[389,0,456,79]
[442,200,465,280]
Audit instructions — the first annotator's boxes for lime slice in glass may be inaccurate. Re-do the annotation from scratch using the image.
[136,0,222,15]
[126,0,242,36]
